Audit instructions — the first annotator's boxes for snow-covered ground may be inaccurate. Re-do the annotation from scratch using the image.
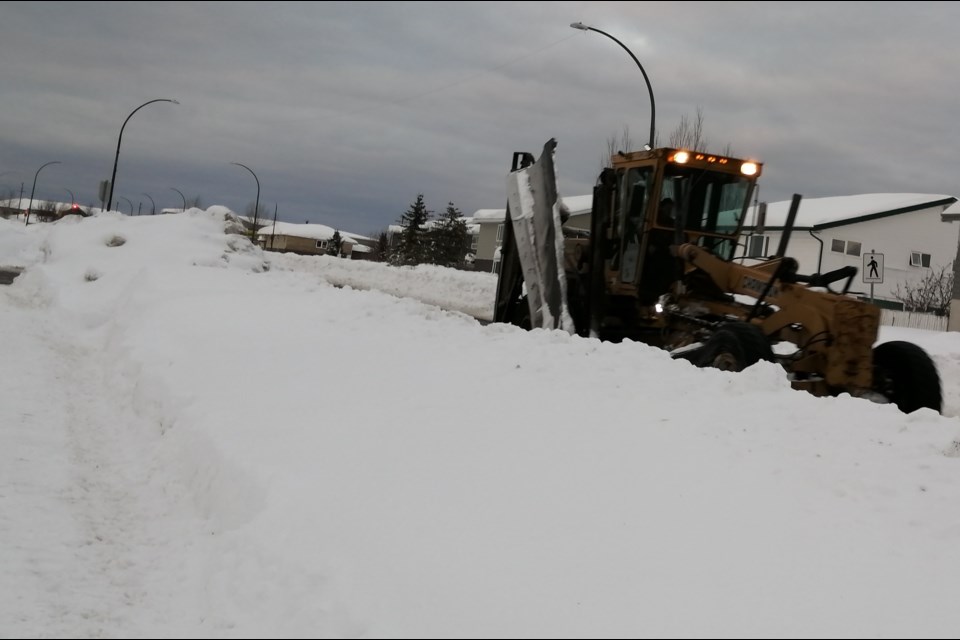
[3,209,960,638]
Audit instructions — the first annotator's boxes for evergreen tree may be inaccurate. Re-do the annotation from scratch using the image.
[428,202,470,267]
[392,194,431,266]
[374,230,390,262]
[328,229,343,257]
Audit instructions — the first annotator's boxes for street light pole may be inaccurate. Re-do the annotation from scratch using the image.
[118,196,134,215]
[170,187,186,212]
[25,161,61,226]
[570,22,656,150]
[63,187,75,205]
[230,162,260,244]
[106,98,179,212]
[270,203,278,250]
[142,192,156,215]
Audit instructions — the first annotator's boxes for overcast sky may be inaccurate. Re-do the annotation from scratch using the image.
[2,1,958,235]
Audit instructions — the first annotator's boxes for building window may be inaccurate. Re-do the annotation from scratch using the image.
[496,224,504,245]
[471,234,478,250]
[746,234,768,258]
[831,238,862,256]
[910,251,931,267]
[316,240,328,249]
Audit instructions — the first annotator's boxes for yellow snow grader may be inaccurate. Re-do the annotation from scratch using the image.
[493,139,942,414]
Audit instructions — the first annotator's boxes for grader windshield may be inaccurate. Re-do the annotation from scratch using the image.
[612,149,761,266]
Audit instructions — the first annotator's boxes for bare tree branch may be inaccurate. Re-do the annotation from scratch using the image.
[893,263,954,315]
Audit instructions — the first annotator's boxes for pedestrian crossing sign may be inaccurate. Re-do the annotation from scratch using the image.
[863,252,883,284]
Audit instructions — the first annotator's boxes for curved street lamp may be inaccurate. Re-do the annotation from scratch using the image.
[142,192,156,215]
[170,187,186,212]
[230,162,260,243]
[106,98,179,212]
[63,187,75,205]
[25,161,61,226]
[118,196,134,215]
[571,22,656,150]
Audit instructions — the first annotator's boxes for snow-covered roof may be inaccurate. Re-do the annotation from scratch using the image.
[942,200,960,222]
[472,195,593,224]
[473,208,506,222]
[745,193,957,230]
[0,198,69,211]
[387,220,479,234]
[256,221,369,242]
[562,194,593,215]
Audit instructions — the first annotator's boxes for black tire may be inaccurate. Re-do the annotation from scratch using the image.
[872,341,942,414]
[696,322,774,372]
[721,322,775,364]
[511,295,532,330]
[564,274,587,337]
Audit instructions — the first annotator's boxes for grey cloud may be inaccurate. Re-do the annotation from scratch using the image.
[1,1,958,233]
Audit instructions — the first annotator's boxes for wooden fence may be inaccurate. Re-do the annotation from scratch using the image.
[879,309,948,332]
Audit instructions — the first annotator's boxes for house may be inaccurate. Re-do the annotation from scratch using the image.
[470,209,507,272]
[737,193,958,309]
[471,195,594,272]
[941,201,960,330]
[255,221,377,259]
[1,199,90,221]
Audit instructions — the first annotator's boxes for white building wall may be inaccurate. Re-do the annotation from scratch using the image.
[740,231,820,271]
[740,207,958,305]
[475,222,502,265]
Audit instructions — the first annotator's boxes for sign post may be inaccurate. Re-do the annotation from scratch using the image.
[863,251,884,303]
[98,180,110,210]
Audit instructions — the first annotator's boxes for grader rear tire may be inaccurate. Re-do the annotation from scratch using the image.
[872,341,942,414]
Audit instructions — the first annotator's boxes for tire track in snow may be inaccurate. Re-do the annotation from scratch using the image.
[0,289,203,637]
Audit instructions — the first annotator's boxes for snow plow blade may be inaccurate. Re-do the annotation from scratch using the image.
[493,139,574,333]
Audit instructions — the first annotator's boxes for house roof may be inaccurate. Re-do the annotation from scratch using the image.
[387,219,480,235]
[256,221,370,242]
[942,200,960,222]
[472,209,507,222]
[472,195,594,224]
[745,193,957,230]
[562,194,593,215]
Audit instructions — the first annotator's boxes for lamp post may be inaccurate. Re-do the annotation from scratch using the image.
[230,162,260,244]
[270,203,278,250]
[118,196,134,215]
[570,22,656,150]
[25,161,61,226]
[142,192,156,215]
[170,187,186,212]
[63,187,75,205]
[106,98,179,212]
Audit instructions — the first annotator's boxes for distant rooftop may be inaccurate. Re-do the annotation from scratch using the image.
[472,195,594,223]
[745,193,957,229]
